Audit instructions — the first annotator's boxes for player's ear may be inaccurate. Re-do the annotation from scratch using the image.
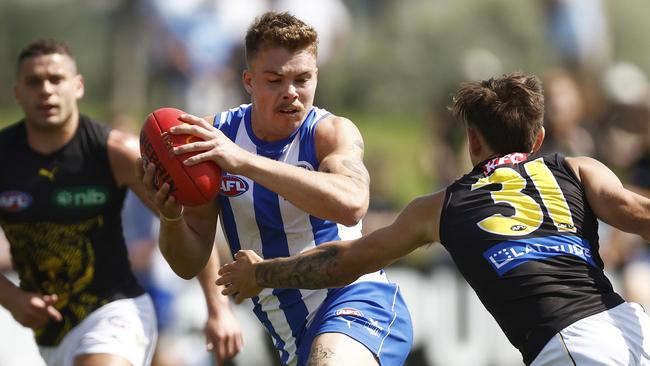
[531,126,545,153]
[242,69,253,95]
[74,74,85,99]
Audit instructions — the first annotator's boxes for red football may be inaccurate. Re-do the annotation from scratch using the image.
[139,107,221,206]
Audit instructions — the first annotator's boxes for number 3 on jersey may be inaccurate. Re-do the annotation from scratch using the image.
[471,158,576,236]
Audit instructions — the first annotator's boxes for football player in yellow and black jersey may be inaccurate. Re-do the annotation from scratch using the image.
[217,72,650,365]
[0,40,242,366]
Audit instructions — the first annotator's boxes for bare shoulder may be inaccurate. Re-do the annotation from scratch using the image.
[107,128,141,186]
[564,156,609,183]
[315,113,358,130]
[314,114,363,160]
[107,128,139,155]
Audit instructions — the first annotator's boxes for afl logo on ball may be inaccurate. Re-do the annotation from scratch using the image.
[0,191,32,212]
[220,175,249,197]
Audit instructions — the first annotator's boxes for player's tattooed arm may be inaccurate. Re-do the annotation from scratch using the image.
[344,138,370,187]
[320,138,369,189]
[255,246,342,289]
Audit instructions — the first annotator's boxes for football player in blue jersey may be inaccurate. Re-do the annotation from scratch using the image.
[218,72,650,365]
[139,11,413,366]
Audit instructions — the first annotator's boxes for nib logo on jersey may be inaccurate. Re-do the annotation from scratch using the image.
[220,174,249,197]
[52,186,109,208]
[0,191,32,212]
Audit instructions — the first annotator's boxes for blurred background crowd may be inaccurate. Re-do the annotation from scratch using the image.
[1,0,650,365]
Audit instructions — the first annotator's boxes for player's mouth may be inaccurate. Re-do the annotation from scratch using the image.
[277,105,300,115]
[37,103,59,115]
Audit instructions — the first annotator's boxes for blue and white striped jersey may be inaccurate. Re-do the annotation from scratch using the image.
[213,104,388,365]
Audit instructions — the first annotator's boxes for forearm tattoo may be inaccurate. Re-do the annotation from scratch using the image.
[255,246,341,289]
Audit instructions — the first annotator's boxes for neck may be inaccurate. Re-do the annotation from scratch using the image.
[26,114,80,155]
[471,150,500,167]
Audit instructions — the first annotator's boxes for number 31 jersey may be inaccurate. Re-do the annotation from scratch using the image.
[440,152,624,365]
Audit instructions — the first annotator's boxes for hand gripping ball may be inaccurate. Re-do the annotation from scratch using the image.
[139,107,221,206]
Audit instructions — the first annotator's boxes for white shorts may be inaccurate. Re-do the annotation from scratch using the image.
[39,294,157,366]
[531,302,650,365]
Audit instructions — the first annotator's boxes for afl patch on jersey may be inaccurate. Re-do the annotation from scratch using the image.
[220,175,249,197]
[0,190,32,212]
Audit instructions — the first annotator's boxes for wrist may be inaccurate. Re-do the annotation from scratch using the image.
[160,207,184,223]
[253,261,265,288]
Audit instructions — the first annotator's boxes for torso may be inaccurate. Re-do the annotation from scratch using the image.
[440,152,624,364]
[0,116,144,346]
[213,104,386,363]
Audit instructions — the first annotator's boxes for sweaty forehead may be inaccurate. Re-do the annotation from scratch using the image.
[18,54,77,78]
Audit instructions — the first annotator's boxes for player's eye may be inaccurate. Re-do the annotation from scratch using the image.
[49,76,64,84]
[26,77,42,86]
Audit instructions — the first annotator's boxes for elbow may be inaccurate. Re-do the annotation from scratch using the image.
[160,252,204,280]
[338,199,368,227]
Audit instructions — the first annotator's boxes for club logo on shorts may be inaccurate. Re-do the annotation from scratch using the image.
[335,307,364,318]
[108,316,129,329]
[365,317,384,337]
[220,175,249,197]
[0,191,32,212]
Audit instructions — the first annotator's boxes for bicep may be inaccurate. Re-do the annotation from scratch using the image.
[316,117,369,184]
[571,157,650,233]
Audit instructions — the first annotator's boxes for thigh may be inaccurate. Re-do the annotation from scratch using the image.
[298,281,413,366]
[74,353,132,366]
[307,332,378,366]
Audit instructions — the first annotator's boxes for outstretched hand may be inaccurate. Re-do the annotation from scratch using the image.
[217,250,264,304]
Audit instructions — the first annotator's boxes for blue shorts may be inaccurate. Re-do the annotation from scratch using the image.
[296,281,413,366]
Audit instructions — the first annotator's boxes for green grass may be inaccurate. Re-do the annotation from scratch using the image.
[349,111,435,208]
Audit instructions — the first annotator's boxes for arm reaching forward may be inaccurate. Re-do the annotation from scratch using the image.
[217,191,445,303]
